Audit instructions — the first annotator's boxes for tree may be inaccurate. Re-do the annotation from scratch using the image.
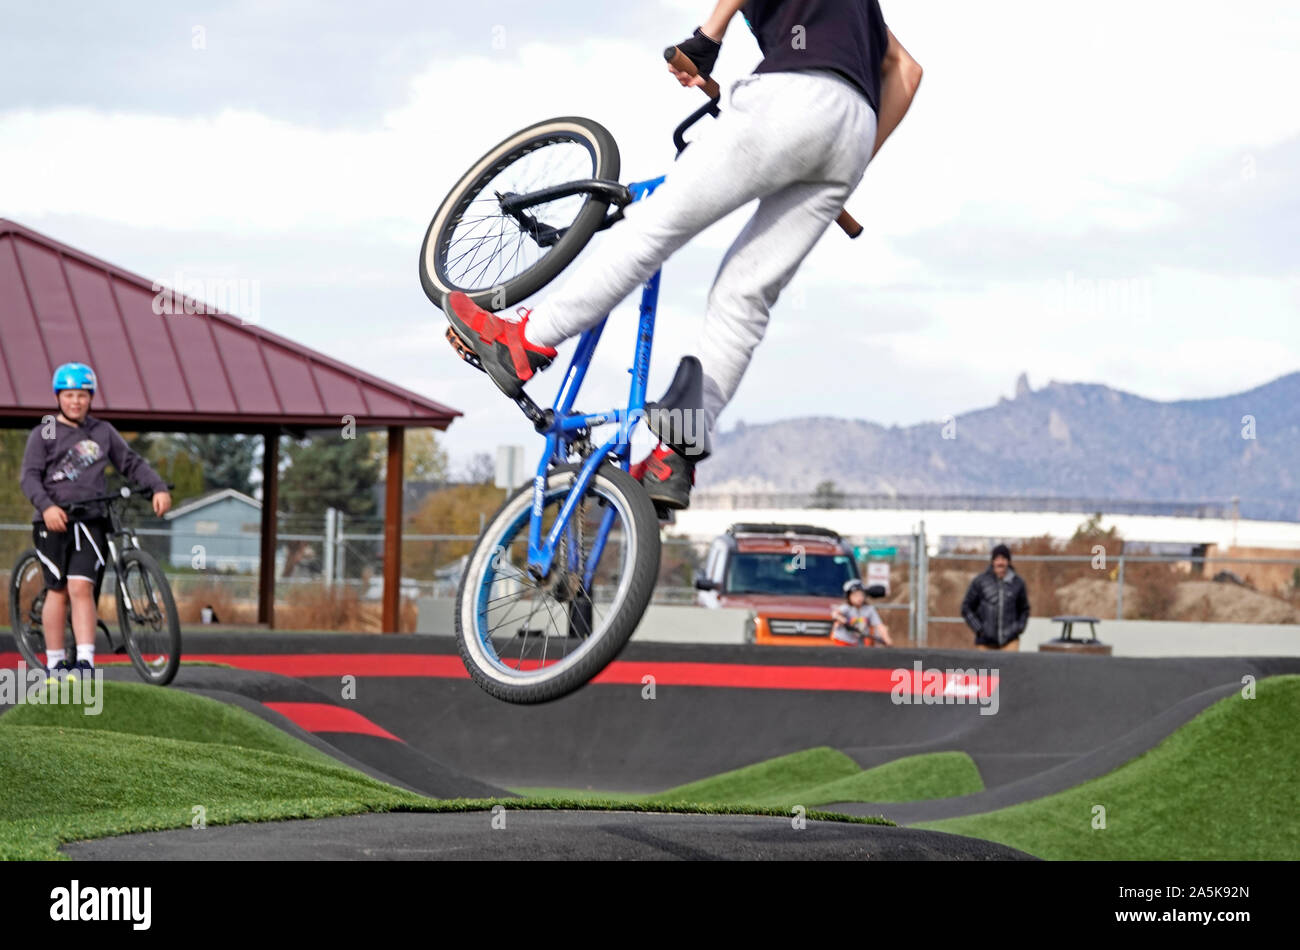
[811,480,843,509]
[461,452,495,485]
[279,435,381,577]
[659,533,703,595]
[368,428,450,484]
[117,433,205,504]
[1071,512,1120,546]
[0,429,33,566]
[144,450,205,504]
[403,483,511,581]
[176,434,258,496]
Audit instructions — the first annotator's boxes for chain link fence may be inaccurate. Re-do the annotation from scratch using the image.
[4,511,1299,637]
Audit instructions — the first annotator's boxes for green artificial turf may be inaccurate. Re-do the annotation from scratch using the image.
[0,683,890,860]
[1,679,336,766]
[920,675,1300,860]
[0,725,426,860]
[780,751,985,806]
[514,747,985,808]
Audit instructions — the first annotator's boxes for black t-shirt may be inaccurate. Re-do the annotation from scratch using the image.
[742,0,890,111]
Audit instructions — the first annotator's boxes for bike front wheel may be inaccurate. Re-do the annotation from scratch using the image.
[115,550,181,685]
[455,462,661,704]
[419,116,621,311]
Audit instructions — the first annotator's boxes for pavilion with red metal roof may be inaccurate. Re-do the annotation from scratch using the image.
[0,218,462,632]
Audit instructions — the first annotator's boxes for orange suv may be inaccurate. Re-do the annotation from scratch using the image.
[694,523,881,645]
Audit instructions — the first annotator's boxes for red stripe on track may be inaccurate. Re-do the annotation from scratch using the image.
[262,702,401,741]
[181,653,470,678]
[0,652,131,668]
[0,652,998,696]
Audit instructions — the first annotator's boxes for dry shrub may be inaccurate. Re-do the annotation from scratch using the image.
[399,597,418,633]
[927,564,967,621]
[1125,557,1182,620]
[279,584,368,632]
[1189,592,1215,623]
[172,579,256,625]
[926,619,978,650]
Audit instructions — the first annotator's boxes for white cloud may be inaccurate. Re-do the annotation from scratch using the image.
[2,0,1297,469]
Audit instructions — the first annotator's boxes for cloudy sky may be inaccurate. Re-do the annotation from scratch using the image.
[2,0,1296,472]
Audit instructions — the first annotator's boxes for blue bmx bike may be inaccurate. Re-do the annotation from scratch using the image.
[418,47,863,703]
[417,99,742,703]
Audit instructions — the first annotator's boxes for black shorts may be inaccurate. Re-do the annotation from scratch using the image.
[32,519,110,591]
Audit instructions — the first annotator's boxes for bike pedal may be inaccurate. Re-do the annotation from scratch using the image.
[653,503,676,525]
[445,326,487,374]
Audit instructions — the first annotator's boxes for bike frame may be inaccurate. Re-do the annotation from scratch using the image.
[522,174,667,583]
[71,495,148,641]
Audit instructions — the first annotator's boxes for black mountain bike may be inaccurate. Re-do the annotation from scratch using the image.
[8,487,182,685]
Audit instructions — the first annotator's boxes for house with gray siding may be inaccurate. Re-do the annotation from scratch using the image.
[166,489,262,572]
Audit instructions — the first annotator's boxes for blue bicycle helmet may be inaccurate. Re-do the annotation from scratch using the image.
[52,362,97,394]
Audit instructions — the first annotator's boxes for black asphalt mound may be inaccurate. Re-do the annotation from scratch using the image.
[171,666,510,800]
[829,681,1245,823]
[13,632,1297,857]
[61,810,1037,861]
[61,664,510,801]
[215,636,1295,801]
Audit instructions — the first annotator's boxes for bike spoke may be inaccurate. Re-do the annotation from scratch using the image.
[440,136,595,293]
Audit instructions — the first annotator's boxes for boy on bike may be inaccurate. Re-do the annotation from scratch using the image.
[19,362,171,679]
[440,0,922,512]
[831,578,892,647]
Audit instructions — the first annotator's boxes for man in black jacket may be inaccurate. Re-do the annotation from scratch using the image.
[961,544,1030,651]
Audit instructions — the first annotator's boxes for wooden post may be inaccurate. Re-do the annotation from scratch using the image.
[382,425,404,633]
[258,428,280,628]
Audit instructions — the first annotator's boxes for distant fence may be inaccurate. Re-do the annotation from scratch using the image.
[688,492,1248,519]
[4,521,1298,637]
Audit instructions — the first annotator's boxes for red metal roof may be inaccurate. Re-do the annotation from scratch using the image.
[0,219,461,430]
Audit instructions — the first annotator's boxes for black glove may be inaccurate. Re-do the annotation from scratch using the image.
[674,27,721,79]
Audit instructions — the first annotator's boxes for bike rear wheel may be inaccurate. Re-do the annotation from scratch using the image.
[8,549,48,670]
[455,462,660,704]
[115,550,181,685]
[419,116,621,311]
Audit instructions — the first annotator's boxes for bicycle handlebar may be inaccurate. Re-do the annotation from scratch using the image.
[662,45,864,240]
[63,484,172,511]
[663,47,722,100]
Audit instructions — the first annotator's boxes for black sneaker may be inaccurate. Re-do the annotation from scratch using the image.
[631,445,695,511]
[69,659,95,680]
[45,658,75,682]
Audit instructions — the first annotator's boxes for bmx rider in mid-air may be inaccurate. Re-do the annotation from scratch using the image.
[442,0,922,512]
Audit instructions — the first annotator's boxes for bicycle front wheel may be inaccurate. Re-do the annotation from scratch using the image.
[456,462,660,704]
[115,550,181,685]
[8,549,48,670]
[419,116,621,311]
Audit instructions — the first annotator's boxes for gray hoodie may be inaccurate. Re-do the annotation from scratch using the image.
[20,415,167,522]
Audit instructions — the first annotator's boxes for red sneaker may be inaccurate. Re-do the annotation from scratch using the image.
[442,291,558,398]
[630,444,695,511]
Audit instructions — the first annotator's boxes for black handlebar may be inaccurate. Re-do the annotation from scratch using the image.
[673,98,722,156]
[63,484,172,515]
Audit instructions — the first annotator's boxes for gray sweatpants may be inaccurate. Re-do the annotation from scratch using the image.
[525,68,879,442]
